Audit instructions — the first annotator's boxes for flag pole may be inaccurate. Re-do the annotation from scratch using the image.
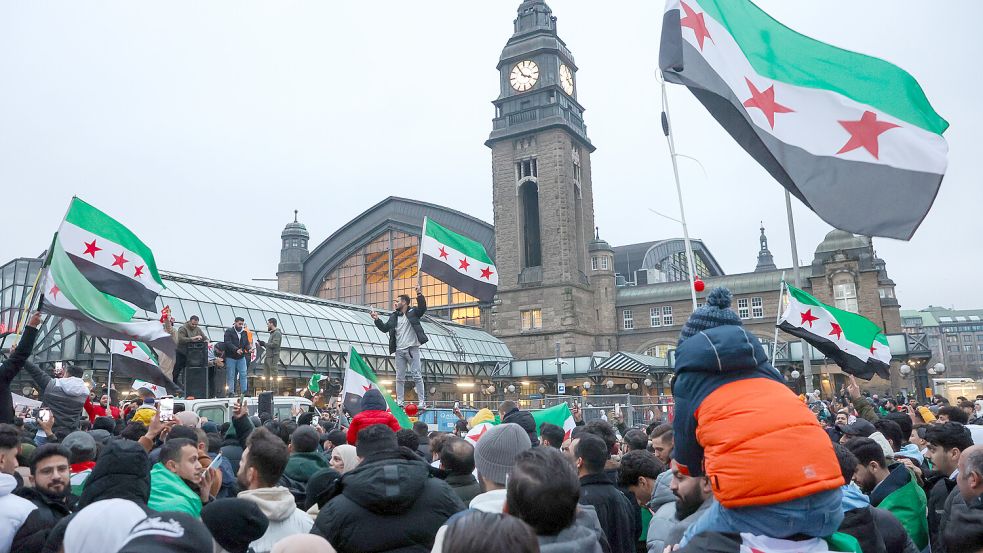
[785,191,814,394]
[659,76,699,311]
[107,343,114,396]
[417,217,427,293]
[772,272,786,362]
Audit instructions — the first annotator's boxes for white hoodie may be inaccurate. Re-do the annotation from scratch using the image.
[237,486,313,553]
[0,473,37,553]
[431,489,507,553]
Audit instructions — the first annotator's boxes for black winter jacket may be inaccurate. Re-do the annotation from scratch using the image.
[312,448,464,552]
[223,327,251,360]
[77,438,151,509]
[927,474,958,552]
[840,504,918,553]
[579,473,638,553]
[501,407,540,447]
[373,294,428,354]
[0,325,38,424]
[10,487,77,553]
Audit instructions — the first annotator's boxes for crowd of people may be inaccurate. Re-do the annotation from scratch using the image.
[0,288,981,553]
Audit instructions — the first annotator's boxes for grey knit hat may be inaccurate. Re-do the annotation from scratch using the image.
[678,287,743,345]
[474,423,532,486]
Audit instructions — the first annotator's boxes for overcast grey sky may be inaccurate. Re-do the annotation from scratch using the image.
[1,1,979,310]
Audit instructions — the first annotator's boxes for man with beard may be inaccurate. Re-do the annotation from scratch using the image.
[11,444,77,551]
[148,437,214,516]
[847,437,929,551]
[646,459,714,553]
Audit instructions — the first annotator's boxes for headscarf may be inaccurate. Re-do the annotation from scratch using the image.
[272,534,336,553]
[331,444,359,474]
[65,499,147,553]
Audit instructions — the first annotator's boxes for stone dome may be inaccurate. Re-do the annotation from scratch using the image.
[815,229,867,255]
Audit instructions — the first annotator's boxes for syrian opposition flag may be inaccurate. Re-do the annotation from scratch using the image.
[308,374,327,394]
[660,0,948,240]
[778,283,891,380]
[341,347,411,429]
[419,218,497,303]
[55,198,165,311]
[42,272,176,356]
[111,339,180,392]
[132,379,168,399]
[465,403,577,445]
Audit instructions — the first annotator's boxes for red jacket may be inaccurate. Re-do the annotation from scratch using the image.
[347,409,401,445]
[84,397,121,423]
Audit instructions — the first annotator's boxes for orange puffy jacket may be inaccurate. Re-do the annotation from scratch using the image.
[672,326,842,508]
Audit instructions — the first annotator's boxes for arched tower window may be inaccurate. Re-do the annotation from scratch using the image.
[832,273,859,313]
[518,180,542,268]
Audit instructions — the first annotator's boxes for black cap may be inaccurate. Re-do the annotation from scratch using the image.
[200,499,270,553]
[117,512,214,553]
[837,419,876,437]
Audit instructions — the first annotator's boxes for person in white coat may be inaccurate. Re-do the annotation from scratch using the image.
[236,428,314,553]
[0,424,37,553]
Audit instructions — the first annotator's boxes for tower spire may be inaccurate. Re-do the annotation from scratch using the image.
[514,0,555,35]
[755,222,777,272]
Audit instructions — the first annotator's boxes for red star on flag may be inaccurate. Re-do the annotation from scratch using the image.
[82,239,101,258]
[828,322,843,340]
[151,385,158,391]
[870,343,878,354]
[680,1,713,50]
[438,247,449,260]
[470,425,489,442]
[49,285,60,299]
[837,110,899,159]
[362,385,372,393]
[480,266,494,280]
[459,257,470,271]
[123,341,137,354]
[743,78,794,129]
[133,265,144,277]
[112,252,129,269]
[800,309,819,327]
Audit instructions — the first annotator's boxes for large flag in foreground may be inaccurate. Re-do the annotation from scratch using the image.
[419,218,498,302]
[659,0,948,240]
[41,198,174,355]
[110,339,179,392]
[778,283,891,380]
[341,347,411,429]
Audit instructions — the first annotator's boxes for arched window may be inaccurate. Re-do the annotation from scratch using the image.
[832,273,858,313]
[518,181,542,268]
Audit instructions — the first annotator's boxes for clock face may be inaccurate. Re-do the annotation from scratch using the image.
[559,64,575,95]
[510,60,540,92]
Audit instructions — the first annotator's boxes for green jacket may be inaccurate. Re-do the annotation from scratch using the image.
[283,452,329,483]
[263,329,282,371]
[852,395,880,423]
[874,466,929,551]
[148,463,203,517]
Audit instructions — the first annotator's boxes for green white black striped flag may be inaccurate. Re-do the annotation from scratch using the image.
[419,218,497,303]
[41,198,174,355]
[659,0,948,240]
[111,339,179,392]
[778,283,891,380]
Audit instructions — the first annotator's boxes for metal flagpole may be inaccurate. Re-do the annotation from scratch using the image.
[107,341,114,395]
[660,76,699,311]
[785,191,814,394]
[772,271,787,362]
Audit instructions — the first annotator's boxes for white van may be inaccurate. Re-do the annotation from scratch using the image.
[174,396,314,426]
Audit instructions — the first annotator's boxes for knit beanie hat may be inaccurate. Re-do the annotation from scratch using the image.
[201,499,269,553]
[474,423,532,486]
[117,511,215,553]
[678,287,743,345]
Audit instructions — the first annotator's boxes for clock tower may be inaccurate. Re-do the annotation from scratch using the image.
[488,0,616,360]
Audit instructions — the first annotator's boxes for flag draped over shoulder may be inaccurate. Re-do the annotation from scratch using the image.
[41,198,174,356]
[112,339,180,392]
[659,0,948,240]
[342,347,411,429]
[778,283,891,380]
[419,218,498,302]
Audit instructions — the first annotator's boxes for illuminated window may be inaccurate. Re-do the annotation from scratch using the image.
[521,309,542,331]
[451,307,481,327]
[644,344,674,358]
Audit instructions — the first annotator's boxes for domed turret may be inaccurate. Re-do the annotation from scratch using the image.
[278,210,310,294]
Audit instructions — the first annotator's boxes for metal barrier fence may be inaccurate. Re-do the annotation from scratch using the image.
[424,394,675,429]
